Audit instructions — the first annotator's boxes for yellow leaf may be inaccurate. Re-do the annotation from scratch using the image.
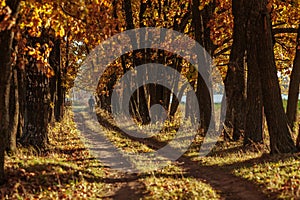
[1,0,5,7]
[84,38,89,44]
[28,49,36,55]
[60,27,65,37]
[46,67,55,78]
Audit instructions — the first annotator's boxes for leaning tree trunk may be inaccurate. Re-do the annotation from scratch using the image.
[248,0,296,153]
[286,25,300,130]
[0,0,20,183]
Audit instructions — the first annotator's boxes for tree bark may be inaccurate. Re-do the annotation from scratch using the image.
[192,0,216,132]
[17,65,26,140]
[185,81,196,123]
[0,30,13,183]
[248,0,296,153]
[7,67,19,154]
[224,0,247,141]
[244,53,263,144]
[124,0,150,124]
[243,0,264,145]
[49,38,60,123]
[297,123,300,149]
[0,0,20,184]
[286,25,300,130]
[53,39,64,122]
[21,32,54,150]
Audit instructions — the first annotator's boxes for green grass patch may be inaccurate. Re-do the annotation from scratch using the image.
[186,141,265,166]
[143,176,219,199]
[2,108,221,199]
[234,155,300,199]
[2,110,113,199]
[94,108,221,199]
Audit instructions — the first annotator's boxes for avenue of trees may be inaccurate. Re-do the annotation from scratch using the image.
[0,0,299,184]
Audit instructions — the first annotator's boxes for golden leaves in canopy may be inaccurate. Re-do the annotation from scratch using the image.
[7,0,300,86]
[24,43,55,78]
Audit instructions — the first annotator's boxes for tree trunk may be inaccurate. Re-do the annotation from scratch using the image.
[55,39,64,122]
[196,74,212,132]
[0,0,20,184]
[244,55,263,144]
[22,68,50,149]
[124,0,150,124]
[297,123,300,149]
[224,0,247,141]
[192,0,216,133]
[219,94,226,134]
[244,40,263,144]
[7,67,19,154]
[243,0,263,145]
[286,25,300,130]
[185,81,197,123]
[248,0,296,153]
[169,83,187,118]
[0,30,13,183]
[21,32,55,150]
[17,67,25,140]
[49,39,61,123]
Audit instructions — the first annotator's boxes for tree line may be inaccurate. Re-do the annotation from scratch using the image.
[0,0,299,184]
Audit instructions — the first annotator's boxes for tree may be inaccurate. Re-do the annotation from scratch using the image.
[0,0,20,184]
[286,25,300,130]
[244,0,263,145]
[247,0,296,153]
[7,64,19,154]
[192,0,216,132]
[224,0,247,141]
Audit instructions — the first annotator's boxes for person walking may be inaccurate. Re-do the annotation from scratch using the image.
[88,96,95,112]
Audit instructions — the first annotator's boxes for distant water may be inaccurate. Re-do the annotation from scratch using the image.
[180,94,299,104]
[180,94,223,104]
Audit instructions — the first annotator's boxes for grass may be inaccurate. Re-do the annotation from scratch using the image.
[140,163,220,200]
[92,107,221,199]
[234,155,300,199]
[186,141,265,166]
[2,106,300,199]
[185,139,300,199]
[143,176,219,200]
[282,99,300,112]
[1,110,113,199]
[1,109,220,199]
[188,140,300,199]
[94,105,300,199]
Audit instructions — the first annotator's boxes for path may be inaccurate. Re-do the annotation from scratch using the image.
[73,107,277,200]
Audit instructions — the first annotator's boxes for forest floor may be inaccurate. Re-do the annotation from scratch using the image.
[1,107,300,199]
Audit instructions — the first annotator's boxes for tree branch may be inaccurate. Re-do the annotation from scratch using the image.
[60,4,83,21]
[273,28,298,35]
[214,46,231,57]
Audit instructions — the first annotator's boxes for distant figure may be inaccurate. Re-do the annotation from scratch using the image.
[88,96,95,112]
